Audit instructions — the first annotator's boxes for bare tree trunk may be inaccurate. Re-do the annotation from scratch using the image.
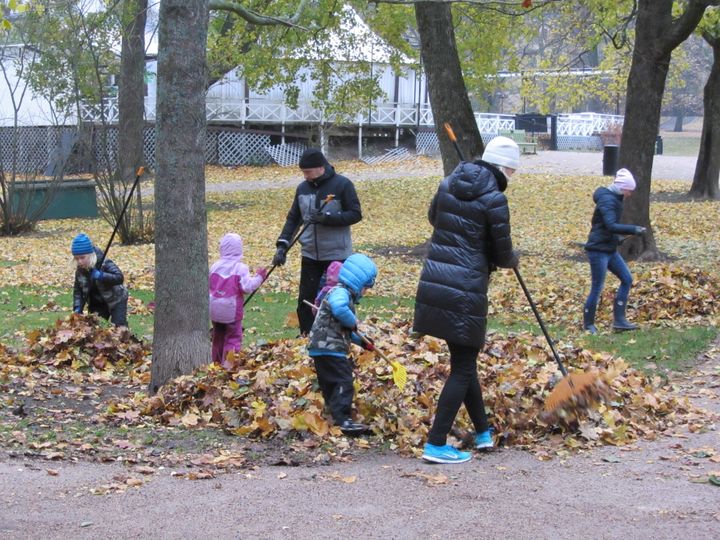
[117,0,148,240]
[673,111,684,132]
[618,0,711,261]
[689,35,720,200]
[150,0,210,393]
[415,2,483,176]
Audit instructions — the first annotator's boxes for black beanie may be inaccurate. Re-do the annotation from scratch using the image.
[298,148,326,169]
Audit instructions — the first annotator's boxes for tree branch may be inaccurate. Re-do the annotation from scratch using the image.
[209,0,310,29]
[663,0,720,55]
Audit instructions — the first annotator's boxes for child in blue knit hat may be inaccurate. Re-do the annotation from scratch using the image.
[71,232,129,327]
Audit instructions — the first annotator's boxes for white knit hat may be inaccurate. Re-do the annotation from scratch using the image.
[482,136,520,170]
[613,168,636,191]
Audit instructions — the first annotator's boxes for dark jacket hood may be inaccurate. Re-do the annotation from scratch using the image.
[448,160,507,201]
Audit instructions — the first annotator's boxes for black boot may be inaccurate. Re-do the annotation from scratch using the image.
[612,299,638,331]
[339,419,368,436]
[583,304,598,334]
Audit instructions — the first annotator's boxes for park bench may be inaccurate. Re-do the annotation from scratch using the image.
[498,129,537,154]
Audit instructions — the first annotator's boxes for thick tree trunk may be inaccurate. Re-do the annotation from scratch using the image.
[117,0,148,241]
[619,0,710,261]
[673,112,684,132]
[689,38,720,200]
[150,0,211,394]
[415,2,483,176]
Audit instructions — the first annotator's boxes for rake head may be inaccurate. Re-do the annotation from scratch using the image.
[543,371,604,413]
[389,360,407,390]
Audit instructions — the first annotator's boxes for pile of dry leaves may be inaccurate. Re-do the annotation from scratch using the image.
[490,264,720,327]
[98,319,711,456]
[20,314,150,372]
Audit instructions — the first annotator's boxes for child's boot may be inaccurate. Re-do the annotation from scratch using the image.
[339,419,368,436]
[612,299,638,331]
[583,304,598,334]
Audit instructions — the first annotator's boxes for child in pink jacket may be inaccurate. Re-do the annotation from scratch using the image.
[313,260,343,311]
[209,233,266,366]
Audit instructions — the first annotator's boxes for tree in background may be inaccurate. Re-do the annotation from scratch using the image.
[690,6,720,200]
[116,0,149,242]
[662,35,710,132]
[415,1,483,175]
[619,0,718,261]
[207,1,394,148]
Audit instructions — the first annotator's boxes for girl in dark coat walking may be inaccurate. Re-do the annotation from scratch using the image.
[583,168,646,334]
[414,136,520,464]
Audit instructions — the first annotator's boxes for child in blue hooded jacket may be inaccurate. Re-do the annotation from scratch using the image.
[308,253,377,436]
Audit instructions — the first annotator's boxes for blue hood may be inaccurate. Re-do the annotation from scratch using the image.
[338,253,377,296]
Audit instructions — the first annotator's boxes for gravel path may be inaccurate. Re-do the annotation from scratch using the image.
[2,352,718,539]
[198,151,696,194]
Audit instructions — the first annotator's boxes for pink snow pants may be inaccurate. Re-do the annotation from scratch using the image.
[212,321,243,367]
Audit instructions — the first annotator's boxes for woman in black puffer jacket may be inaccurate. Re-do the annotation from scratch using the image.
[414,136,520,464]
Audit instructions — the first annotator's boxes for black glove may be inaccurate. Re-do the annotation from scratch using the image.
[308,210,329,225]
[272,245,287,266]
[634,226,647,235]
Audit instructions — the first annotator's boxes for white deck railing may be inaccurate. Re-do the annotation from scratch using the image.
[557,112,624,136]
[79,96,623,136]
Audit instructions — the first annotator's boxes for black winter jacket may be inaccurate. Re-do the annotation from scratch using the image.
[413,161,518,348]
[584,187,638,253]
[73,248,127,312]
[277,162,362,261]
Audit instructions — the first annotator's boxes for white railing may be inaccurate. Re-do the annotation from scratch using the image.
[79,97,624,137]
[474,113,516,133]
[81,96,436,127]
[557,112,623,136]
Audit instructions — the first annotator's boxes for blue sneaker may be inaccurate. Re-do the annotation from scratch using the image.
[474,429,494,450]
[422,443,472,464]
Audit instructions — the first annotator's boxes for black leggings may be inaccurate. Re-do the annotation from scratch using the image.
[427,342,489,446]
[297,257,334,335]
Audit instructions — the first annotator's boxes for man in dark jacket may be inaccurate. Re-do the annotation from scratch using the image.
[583,168,646,333]
[272,148,362,334]
[414,136,520,464]
[71,233,129,327]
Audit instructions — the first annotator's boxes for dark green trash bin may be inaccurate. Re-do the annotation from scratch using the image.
[11,179,98,220]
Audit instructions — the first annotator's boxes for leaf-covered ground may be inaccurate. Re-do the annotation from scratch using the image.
[1,163,719,471]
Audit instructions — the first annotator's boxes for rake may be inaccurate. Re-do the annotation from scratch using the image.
[96,166,145,269]
[442,122,599,412]
[357,330,407,391]
[244,194,335,307]
[302,299,407,390]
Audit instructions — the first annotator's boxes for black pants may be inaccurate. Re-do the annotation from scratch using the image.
[313,355,354,425]
[89,298,128,327]
[298,257,334,335]
[427,342,489,446]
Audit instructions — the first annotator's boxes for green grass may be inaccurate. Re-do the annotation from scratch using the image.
[579,325,718,373]
[0,285,154,348]
[660,134,700,157]
[2,285,716,374]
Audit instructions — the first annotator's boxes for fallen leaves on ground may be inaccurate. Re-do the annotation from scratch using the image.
[22,313,150,373]
[95,319,715,457]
